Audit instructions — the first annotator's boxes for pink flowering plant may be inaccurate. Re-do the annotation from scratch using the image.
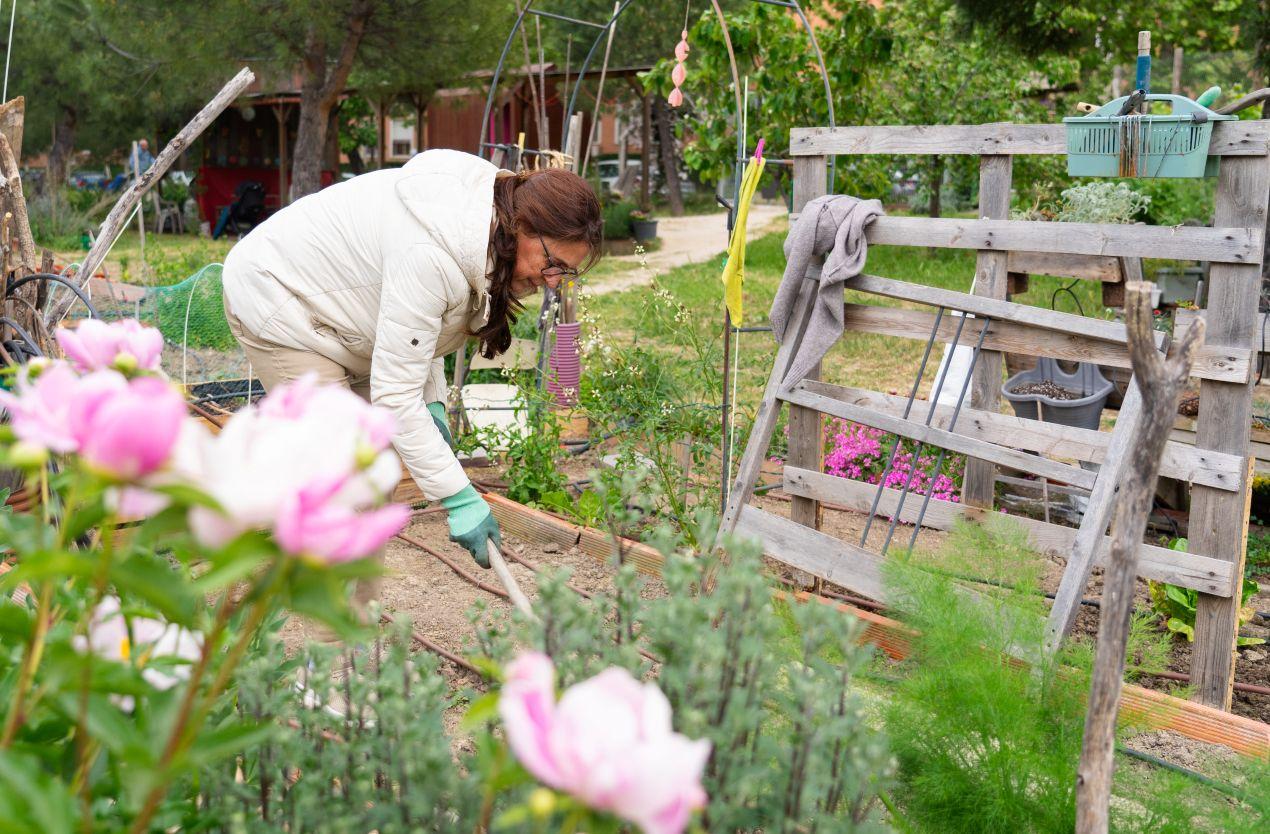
[0,320,407,832]
[823,419,964,504]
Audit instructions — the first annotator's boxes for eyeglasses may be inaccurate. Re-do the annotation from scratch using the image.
[538,234,581,279]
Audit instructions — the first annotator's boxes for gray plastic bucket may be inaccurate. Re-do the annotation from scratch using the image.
[1002,359,1113,430]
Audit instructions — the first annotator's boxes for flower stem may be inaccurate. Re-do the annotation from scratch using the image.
[127,562,287,834]
[0,579,55,748]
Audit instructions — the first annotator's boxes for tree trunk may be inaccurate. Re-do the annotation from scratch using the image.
[347,145,365,175]
[927,154,943,218]
[289,2,373,199]
[652,95,683,216]
[1073,279,1206,834]
[47,105,77,194]
[640,92,652,211]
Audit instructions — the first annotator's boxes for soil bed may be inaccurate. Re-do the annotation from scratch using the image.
[1009,380,1084,401]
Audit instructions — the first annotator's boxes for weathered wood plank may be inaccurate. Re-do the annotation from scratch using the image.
[1190,153,1270,709]
[782,467,1236,596]
[841,272,1156,346]
[790,121,1270,158]
[815,383,1242,492]
[783,381,1099,490]
[735,505,889,602]
[1007,250,1122,282]
[787,154,829,546]
[965,155,1011,510]
[860,216,1262,265]
[841,303,1252,384]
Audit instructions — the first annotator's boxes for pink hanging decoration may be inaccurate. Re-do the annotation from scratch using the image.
[668,30,688,107]
[546,322,582,407]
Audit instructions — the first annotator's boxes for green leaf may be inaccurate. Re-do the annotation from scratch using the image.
[461,691,500,729]
[1165,617,1195,641]
[1236,636,1266,647]
[0,601,33,640]
[54,692,148,761]
[182,720,276,768]
[0,750,78,834]
[1164,583,1196,614]
[108,551,200,627]
[62,499,108,544]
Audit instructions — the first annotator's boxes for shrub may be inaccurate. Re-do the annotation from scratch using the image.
[26,190,93,250]
[602,199,636,240]
[1055,181,1150,224]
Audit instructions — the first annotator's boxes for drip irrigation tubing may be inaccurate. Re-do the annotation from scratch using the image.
[395,522,663,664]
[379,612,482,676]
[5,273,100,319]
[1127,666,1270,697]
[1117,745,1253,804]
[395,531,511,601]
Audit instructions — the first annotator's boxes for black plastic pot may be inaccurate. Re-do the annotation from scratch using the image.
[631,218,658,242]
[1002,359,1113,431]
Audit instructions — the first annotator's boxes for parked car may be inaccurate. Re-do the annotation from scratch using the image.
[68,170,108,190]
[596,158,642,193]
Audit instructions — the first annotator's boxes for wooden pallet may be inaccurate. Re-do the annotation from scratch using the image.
[721,119,1270,710]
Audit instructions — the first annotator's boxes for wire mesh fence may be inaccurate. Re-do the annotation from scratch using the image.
[68,264,256,404]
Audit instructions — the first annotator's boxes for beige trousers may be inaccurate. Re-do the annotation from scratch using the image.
[224,301,384,623]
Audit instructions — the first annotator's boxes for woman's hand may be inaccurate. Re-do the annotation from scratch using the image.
[441,484,501,568]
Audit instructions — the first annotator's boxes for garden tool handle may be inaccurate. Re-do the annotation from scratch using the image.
[487,540,538,621]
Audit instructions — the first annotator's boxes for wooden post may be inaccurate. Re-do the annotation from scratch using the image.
[1189,154,1270,708]
[787,155,829,586]
[1075,282,1205,834]
[961,155,1012,508]
[1172,46,1184,94]
[1111,64,1124,99]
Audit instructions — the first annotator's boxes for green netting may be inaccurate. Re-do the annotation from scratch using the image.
[141,264,236,351]
[81,263,250,388]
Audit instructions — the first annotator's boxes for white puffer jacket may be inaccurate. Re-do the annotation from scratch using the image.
[222,149,499,502]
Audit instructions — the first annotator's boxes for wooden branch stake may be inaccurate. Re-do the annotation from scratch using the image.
[1074,281,1206,834]
[0,133,35,274]
[46,67,256,324]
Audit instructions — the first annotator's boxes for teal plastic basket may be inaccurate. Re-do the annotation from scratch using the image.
[1063,93,1235,179]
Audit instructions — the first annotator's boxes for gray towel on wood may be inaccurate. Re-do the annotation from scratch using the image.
[770,195,883,387]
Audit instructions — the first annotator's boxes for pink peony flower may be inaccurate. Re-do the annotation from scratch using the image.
[274,475,409,563]
[0,360,82,452]
[186,375,405,557]
[56,318,164,374]
[499,651,711,834]
[71,374,187,480]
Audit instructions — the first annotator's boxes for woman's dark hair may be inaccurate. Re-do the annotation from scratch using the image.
[476,168,603,358]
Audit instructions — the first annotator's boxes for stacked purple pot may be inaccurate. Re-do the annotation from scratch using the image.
[546,322,582,407]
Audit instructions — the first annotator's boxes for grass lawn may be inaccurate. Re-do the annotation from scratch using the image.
[583,227,1114,447]
[50,230,234,286]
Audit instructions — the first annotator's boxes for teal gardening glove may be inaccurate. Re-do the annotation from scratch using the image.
[426,401,454,449]
[442,484,501,568]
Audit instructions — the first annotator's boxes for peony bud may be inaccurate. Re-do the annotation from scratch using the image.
[8,441,48,469]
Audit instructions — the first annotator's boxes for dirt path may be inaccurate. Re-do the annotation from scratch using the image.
[590,202,788,296]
